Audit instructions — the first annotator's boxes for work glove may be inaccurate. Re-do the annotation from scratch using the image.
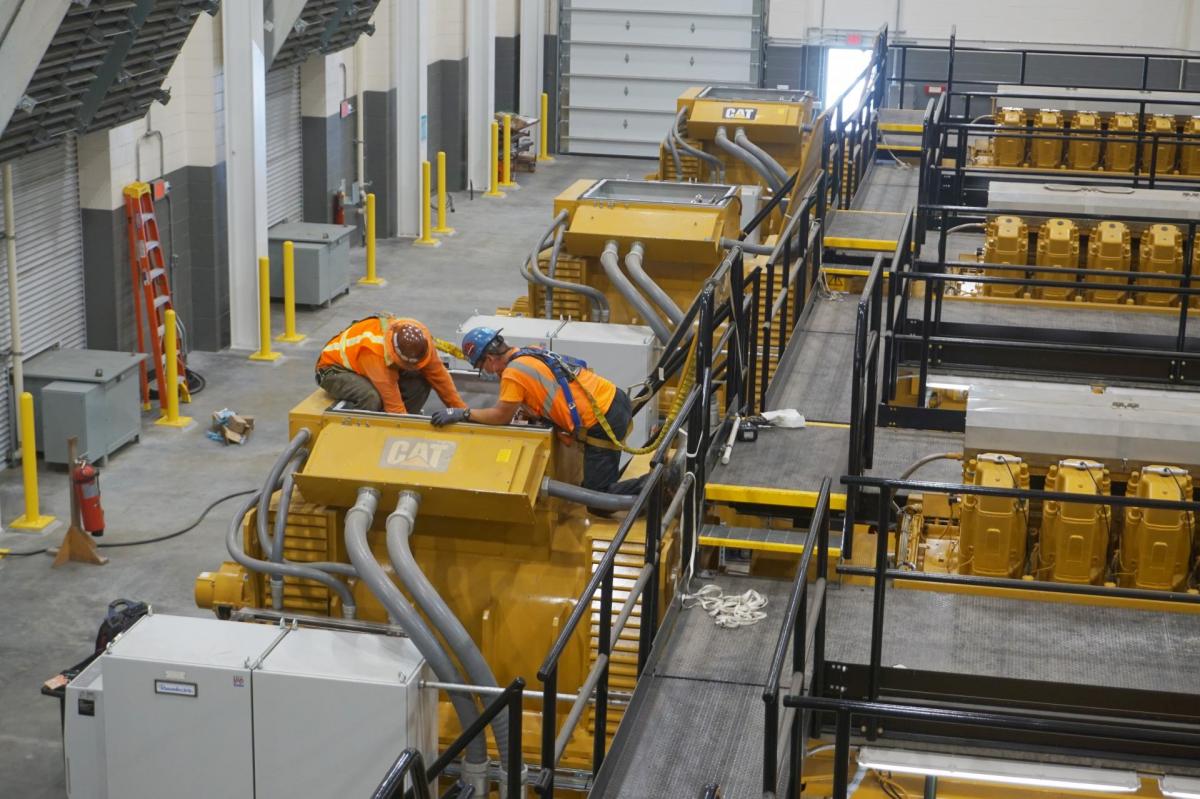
[431,407,470,427]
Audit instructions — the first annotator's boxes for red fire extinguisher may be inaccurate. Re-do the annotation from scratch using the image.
[73,458,106,536]
[332,190,346,225]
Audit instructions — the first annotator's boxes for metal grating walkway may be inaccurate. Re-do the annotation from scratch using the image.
[591,577,795,799]
[824,584,1200,692]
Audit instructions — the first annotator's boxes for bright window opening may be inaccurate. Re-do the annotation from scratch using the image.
[824,47,873,116]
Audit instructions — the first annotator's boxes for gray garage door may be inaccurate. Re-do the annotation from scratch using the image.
[559,0,764,157]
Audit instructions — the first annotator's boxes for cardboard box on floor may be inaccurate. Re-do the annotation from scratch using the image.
[211,411,255,445]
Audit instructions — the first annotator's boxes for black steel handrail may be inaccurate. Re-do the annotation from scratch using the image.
[761,478,831,795]
[786,694,1200,799]
[372,749,432,799]
[373,678,526,799]
[889,37,1200,109]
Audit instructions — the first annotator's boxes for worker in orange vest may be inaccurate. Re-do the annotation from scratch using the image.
[316,316,466,414]
[433,327,646,503]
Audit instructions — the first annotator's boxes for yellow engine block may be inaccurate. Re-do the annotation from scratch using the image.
[1142,114,1179,174]
[994,107,1028,167]
[1040,459,1112,585]
[1105,113,1138,172]
[1121,466,1195,591]
[983,216,1029,298]
[197,392,676,770]
[1068,112,1101,170]
[958,454,1029,578]
[1031,109,1064,169]
[1136,223,1183,307]
[1034,218,1079,301]
[1181,116,1200,176]
[1086,221,1131,304]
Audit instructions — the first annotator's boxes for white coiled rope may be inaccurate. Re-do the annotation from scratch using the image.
[682,584,768,628]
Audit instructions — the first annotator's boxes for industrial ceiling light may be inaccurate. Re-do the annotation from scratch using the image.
[856,748,1140,794]
[1161,775,1200,799]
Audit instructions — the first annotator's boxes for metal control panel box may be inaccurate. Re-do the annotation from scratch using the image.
[23,349,146,464]
[100,615,280,799]
[69,615,433,799]
[267,222,355,306]
[64,658,105,799]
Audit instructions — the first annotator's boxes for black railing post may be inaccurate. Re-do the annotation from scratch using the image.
[508,679,525,799]
[593,567,614,774]
[540,668,557,797]
[867,488,890,703]
[747,268,761,415]
[639,475,664,675]
[763,694,779,795]
[728,249,747,412]
[917,283,933,407]
[1177,222,1196,383]
[761,259,775,406]
[833,710,851,799]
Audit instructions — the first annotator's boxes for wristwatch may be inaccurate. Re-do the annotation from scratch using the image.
[463,407,472,420]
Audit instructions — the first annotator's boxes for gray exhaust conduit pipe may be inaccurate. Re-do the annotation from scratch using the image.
[600,240,671,344]
[624,241,684,327]
[543,478,637,512]
[714,126,781,193]
[385,491,514,774]
[544,223,566,320]
[734,127,789,187]
[524,210,611,321]
[256,429,312,557]
[672,108,725,182]
[343,487,490,771]
[227,491,358,618]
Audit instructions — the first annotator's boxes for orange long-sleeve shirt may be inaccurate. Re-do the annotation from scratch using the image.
[318,317,466,413]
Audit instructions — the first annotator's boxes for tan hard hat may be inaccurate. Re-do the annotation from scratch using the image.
[393,323,428,365]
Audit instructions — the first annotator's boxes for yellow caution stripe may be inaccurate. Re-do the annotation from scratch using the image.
[706,483,848,511]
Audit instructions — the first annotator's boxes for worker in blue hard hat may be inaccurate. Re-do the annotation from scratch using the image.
[432,326,646,503]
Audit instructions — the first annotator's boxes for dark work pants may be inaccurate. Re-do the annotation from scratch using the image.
[582,389,646,497]
[317,366,432,413]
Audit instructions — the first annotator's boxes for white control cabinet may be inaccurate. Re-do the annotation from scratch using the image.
[68,615,432,799]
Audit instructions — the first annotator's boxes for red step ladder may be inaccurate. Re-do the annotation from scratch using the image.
[123,182,189,411]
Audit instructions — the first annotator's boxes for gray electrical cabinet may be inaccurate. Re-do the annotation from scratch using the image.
[64,658,106,799]
[267,222,356,306]
[23,349,146,465]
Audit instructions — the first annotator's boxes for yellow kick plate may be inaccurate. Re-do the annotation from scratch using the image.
[706,483,848,511]
[879,122,923,133]
[294,417,552,524]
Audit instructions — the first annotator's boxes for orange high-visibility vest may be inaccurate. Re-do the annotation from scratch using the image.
[498,353,617,433]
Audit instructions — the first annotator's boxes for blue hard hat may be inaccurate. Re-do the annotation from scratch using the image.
[462,326,502,367]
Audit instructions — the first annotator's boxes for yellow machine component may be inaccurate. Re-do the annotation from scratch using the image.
[1068,111,1101,170]
[1039,459,1112,585]
[1136,223,1183,307]
[1121,466,1195,591]
[199,396,672,768]
[1104,113,1138,172]
[982,215,1028,297]
[1142,113,1179,174]
[1085,220,1131,303]
[663,87,815,187]
[958,454,1030,578]
[514,178,743,326]
[1031,109,1064,169]
[1181,116,1200,175]
[994,107,1027,167]
[1033,218,1079,301]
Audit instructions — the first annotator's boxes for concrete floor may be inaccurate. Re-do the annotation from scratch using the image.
[0,154,641,797]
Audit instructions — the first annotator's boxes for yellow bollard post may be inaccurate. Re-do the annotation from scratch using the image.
[484,119,504,198]
[538,92,555,163]
[10,392,55,531]
[500,113,517,188]
[414,160,440,247]
[275,241,307,342]
[433,151,455,236]
[156,309,193,427]
[358,192,384,286]
[249,256,281,361]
